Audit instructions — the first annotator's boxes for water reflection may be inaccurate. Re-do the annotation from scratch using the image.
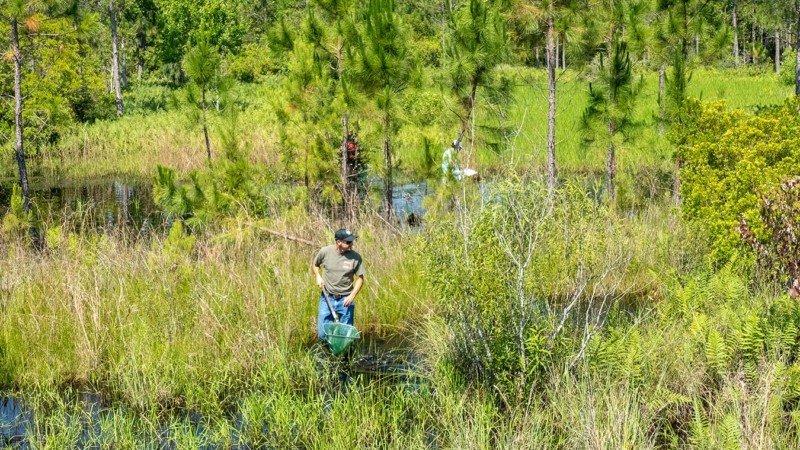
[0,178,434,232]
[0,177,156,233]
[391,182,428,227]
[0,396,30,448]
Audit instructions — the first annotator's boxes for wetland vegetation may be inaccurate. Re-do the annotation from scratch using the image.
[1,0,800,447]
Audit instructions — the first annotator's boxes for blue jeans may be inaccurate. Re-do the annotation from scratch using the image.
[317,292,354,340]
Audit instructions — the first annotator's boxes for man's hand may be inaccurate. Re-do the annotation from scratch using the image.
[316,275,325,289]
[344,275,363,308]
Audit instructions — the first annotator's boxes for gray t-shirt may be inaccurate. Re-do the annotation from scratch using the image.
[313,245,365,296]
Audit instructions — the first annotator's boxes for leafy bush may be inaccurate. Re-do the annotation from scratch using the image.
[153,123,267,230]
[154,220,197,267]
[402,89,447,127]
[124,84,171,113]
[422,178,640,400]
[0,16,113,145]
[1,185,31,239]
[226,43,273,83]
[738,177,800,288]
[781,49,797,87]
[677,98,800,262]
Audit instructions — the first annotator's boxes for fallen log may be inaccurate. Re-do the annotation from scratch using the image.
[373,211,402,236]
[264,228,318,247]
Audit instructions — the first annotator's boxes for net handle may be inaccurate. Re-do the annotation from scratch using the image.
[322,286,340,323]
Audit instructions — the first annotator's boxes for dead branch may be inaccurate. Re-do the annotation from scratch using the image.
[263,228,318,247]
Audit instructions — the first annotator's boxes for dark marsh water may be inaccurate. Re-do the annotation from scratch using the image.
[0,177,430,233]
[0,176,157,233]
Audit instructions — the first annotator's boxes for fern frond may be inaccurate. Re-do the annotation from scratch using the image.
[705,329,729,376]
[718,412,742,450]
[689,398,712,448]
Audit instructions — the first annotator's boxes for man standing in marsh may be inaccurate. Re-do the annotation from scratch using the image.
[312,228,365,340]
[441,139,462,181]
[442,139,479,181]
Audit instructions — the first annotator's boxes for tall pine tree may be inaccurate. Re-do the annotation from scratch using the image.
[581,0,645,202]
[353,0,415,220]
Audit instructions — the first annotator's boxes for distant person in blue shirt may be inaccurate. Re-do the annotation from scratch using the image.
[442,139,478,181]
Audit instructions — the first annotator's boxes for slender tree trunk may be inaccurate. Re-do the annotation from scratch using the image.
[110,1,123,116]
[11,18,30,213]
[137,30,145,82]
[441,0,447,67]
[341,113,351,220]
[304,146,309,193]
[607,120,616,202]
[776,30,782,74]
[751,20,756,64]
[673,3,688,206]
[471,85,477,154]
[555,34,560,71]
[658,65,666,135]
[562,36,566,69]
[796,0,800,95]
[202,89,211,161]
[695,33,699,55]
[301,110,309,198]
[546,14,557,193]
[733,0,739,64]
[673,158,681,205]
[120,37,127,89]
[383,113,393,222]
[466,74,479,154]
[742,21,748,62]
[335,39,353,220]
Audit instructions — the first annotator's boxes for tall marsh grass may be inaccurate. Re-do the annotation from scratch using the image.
[494,67,791,174]
[0,216,423,395]
[0,177,798,447]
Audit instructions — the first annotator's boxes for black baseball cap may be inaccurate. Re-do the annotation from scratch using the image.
[334,228,356,242]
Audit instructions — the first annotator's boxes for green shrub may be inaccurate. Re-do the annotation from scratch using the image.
[677,98,800,263]
[153,127,267,230]
[402,89,447,127]
[422,177,643,400]
[1,185,31,240]
[781,49,797,87]
[226,43,273,83]
[738,176,800,289]
[124,84,171,113]
[155,220,197,267]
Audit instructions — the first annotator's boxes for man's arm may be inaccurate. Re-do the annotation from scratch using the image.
[343,275,364,307]
[312,264,325,289]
